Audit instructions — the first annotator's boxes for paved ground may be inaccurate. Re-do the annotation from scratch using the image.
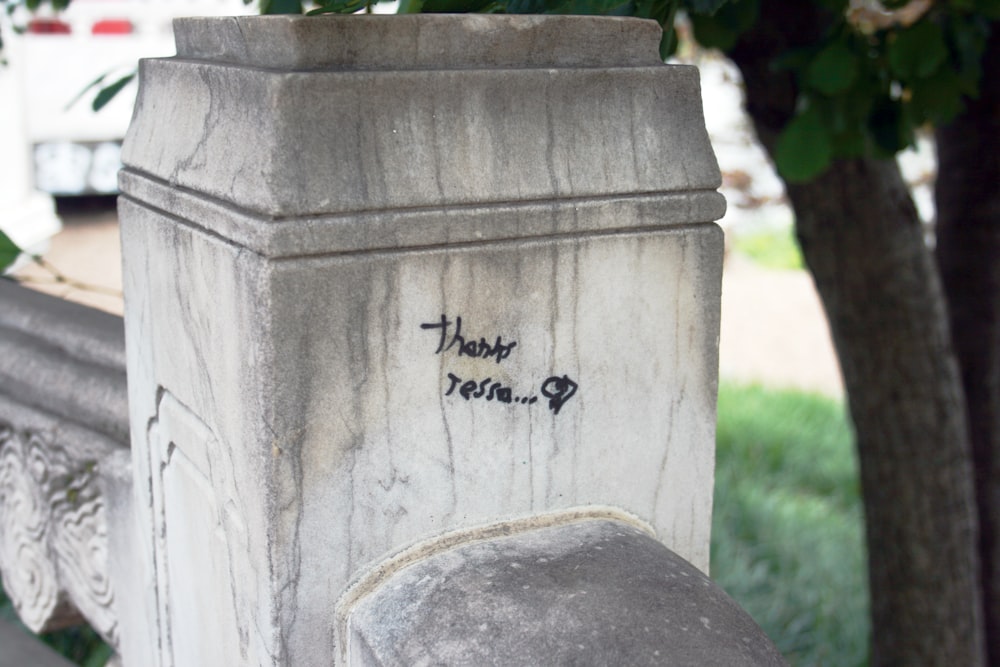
[13,199,123,316]
[12,197,844,397]
[720,253,841,395]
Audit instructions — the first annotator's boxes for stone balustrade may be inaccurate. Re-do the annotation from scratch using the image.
[0,282,126,648]
[0,14,786,666]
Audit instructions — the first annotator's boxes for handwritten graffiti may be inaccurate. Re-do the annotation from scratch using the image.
[540,375,578,415]
[421,314,578,415]
[442,372,577,414]
[420,314,517,364]
[445,373,535,405]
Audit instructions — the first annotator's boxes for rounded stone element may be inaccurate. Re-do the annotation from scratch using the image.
[346,519,787,665]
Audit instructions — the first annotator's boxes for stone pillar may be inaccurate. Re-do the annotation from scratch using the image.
[117,14,725,665]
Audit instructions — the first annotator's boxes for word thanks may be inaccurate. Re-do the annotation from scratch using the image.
[420,314,517,364]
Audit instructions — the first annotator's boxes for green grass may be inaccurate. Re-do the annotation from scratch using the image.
[732,225,805,271]
[712,382,869,667]
[1,578,112,666]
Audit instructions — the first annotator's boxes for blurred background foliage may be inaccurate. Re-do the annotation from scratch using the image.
[0,586,113,666]
[713,383,866,667]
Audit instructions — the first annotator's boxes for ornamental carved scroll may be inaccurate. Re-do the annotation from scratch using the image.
[0,424,117,647]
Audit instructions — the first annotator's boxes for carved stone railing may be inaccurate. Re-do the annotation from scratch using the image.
[0,280,126,649]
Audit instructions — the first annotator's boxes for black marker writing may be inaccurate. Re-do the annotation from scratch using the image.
[445,373,525,404]
[442,372,577,412]
[422,315,576,415]
[541,375,578,415]
[420,314,517,364]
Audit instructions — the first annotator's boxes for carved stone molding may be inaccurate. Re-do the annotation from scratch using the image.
[0,423,117,647]
[146,390,249,667]
[0,278,127,647]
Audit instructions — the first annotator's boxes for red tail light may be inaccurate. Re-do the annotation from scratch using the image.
[92,19,134,35]
[27,18,72,34]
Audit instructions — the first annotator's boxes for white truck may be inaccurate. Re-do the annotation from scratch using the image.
[13,0,255,196]
[0,0,254,261]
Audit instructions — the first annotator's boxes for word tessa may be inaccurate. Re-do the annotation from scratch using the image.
[445,372,578,415]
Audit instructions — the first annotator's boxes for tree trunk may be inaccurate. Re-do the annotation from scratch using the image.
[787,157,984,667]
[727,2,985,664]
[935,28,1000,667]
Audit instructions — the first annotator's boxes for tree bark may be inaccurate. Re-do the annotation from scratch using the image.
[935,27,1000,667]
[727,2,985,664]
[787,157,984,667]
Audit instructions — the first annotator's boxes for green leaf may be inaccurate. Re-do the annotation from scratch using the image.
[683,0,729,13]
[805,40,859,96]
[0,229,22,273]
[660,27,678,59]
[419,0,499,11]
[719,0,758,32]
[772,45,817,73]
[867,96,912,156]
[66,70,113,111]
[829,127,866,159]
[688,0,758,50]
[634,0,677,24]
[977,0,1000,18]
[635,0,680,57]
[689,12,739,50]
[908,68,966,125]
[307,0,366,14]
[775,106,833,183]
[888,19,947,80]
[261,0,304,13]
[945,13,990,87]
[81,642,114,667]
[503,0,636,13]
[825,89,873,138]
[496,0,546,11]
[812,0,847,11]
[92,73,135,112]
[549,0,634,14]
